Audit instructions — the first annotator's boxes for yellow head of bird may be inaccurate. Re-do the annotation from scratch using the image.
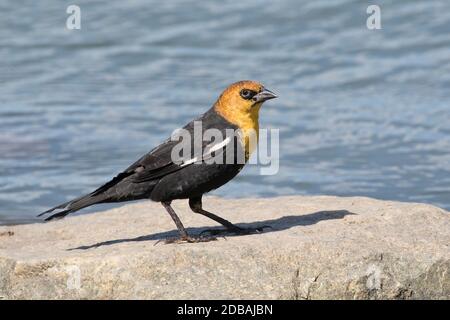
[214,80,277,160]
[214,80,277,127]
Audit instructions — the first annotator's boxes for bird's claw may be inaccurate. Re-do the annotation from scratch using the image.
[200,225,272,236]
[155,235,218,245]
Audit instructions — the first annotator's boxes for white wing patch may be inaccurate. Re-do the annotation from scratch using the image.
[180,137,231,167]
[204,137,231,154]
[181,157,199,166]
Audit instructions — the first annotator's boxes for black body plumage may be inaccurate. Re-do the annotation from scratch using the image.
[39,108,244,221]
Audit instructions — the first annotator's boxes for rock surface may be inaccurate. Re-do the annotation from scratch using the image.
[0,195,449,299]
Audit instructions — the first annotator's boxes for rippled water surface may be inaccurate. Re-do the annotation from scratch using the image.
[1,0,449,224]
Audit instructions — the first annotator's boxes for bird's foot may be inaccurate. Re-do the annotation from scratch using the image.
[156,234,217,245]
[200,225,272,237]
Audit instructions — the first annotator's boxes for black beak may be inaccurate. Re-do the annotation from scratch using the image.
[252,88,278,103]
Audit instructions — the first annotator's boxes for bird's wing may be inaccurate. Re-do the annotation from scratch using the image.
[89,138,179,196]
[90,116,233,194]
[130,135,232,183]
[128,138,187,183]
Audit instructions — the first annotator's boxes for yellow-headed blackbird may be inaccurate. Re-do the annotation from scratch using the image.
[39,80,277,242]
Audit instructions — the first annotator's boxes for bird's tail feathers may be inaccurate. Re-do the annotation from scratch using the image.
[37,193,107,221]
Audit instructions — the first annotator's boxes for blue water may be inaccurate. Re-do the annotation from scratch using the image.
[1,0,449,224]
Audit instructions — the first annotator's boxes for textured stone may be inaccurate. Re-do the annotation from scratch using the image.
[0,196,448,299]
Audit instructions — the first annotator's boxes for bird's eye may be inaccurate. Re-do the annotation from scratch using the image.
[240,89,256,100]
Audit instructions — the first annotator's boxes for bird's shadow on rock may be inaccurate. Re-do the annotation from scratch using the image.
[68,210,356,250]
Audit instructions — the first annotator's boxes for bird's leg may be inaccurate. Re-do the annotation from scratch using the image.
[162,201,188,238]
[160,201,216,244]
[189,197,241,232]
[189,197,271,236]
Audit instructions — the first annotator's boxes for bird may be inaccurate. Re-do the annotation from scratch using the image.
[38,80,277,243]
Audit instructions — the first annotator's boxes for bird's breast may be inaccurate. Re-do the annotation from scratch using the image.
[214,107,260,162]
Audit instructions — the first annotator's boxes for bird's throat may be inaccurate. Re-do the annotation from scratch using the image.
[214,103,261,160]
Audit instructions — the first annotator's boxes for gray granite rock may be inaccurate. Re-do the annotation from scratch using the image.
[0,196,448,299]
